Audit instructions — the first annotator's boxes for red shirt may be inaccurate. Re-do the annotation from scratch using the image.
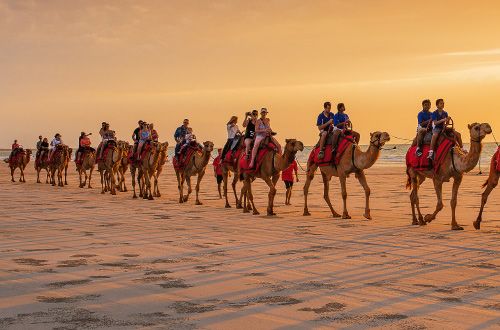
[281,161,297,182]
[213,156,222,175]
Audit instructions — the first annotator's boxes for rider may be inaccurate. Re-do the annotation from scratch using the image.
[221,116,240,160]
[150,123,159,142]
[95,122,107,161]
[249,108,281,168]
[98,123,115,160]
[174,119,190,161]
[39,138,49,160]
[131,120,144,160]
[49,134,64,161]
[75,132,93,163]
[331,103,360,154]
[213,148,223,199]
[178,127,196,155]
[137,122,152,161]
[413,99,432,157]
[36,135,43,159]
[316,102,335,159]
[8,140,19,163]
[243,110,258,160]
[428,98,464,159]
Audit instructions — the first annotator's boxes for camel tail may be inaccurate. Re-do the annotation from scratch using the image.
[482,179,489,189]
[405,169,412,190]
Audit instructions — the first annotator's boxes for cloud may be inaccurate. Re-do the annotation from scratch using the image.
[443,48,500,56]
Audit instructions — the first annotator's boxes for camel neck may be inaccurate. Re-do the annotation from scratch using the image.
[455,138,483,173]
[275,147,296,172]
[354,143,380,170]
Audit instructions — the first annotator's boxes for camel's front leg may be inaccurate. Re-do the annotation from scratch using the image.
[474,172,499,230]
[232,170,239,207]
[303,165,317,216]
[413,175,426,225]
[424,178,444,223]
[239,183,247,211]
[20,166,26,182]
[109,170,117,195]
[88,168,94,188]
[64,166,68,185]
[195,170,205,205]
[450,175,464,230]
[246,179,259,215]
[100,170,105,194]
[36,168,41,183]
[339,174,350,219]
[262,175,277,216]
[176,171,185,203]
[322,172,341,218]
[222,170,231,208]
[356,170,372,220]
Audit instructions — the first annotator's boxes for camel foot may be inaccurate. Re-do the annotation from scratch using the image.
[267,211,277,216]
[243,208,250,213]
[156,192,160,197]
[473,220,481,230]
[412,219,418,225]
[123,188,128,192]
[225,203,231,208]
[111,191,117,195]
[332,212,341,218]
[236,204,242,209]
[303,210,311,216]
[424,214,434,223]
[363,213,372,220]
[418,219,426,226]
[133,194,137,199]
[253,210,260,215]
[195,201,202,205]
[452,225,464,230]
[88,185,92,189]
[342,213,351,219]
[101,191,105,194]
[183,196,189,202]
[148,196,154,200]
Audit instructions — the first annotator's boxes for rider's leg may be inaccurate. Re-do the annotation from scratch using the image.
[249,135,265,167]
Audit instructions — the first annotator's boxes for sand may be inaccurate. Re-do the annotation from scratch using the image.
[1,162,500,329]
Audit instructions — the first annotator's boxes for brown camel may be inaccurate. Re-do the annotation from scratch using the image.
[474,146,500,230]
[221,135,245,208]
[115,141,130,192]
[303,132,390,219]
[49,145,70,187]
[34,152,51,184]
[97,142,125,195]
[153,142,169,197]
[242,138,304,216]
[407,123,491,230]
[9,149,32,182]
[139,142,165,200]
[63,148,73,185]
[76,150,95,188]
[175,141,214,204]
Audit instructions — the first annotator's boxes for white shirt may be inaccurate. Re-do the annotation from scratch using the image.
[227,124,239,139]
[51,138,63,147]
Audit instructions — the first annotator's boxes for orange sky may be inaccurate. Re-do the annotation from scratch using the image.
[2,0,500,148]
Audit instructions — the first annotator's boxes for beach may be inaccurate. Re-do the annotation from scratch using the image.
[1,162,500,329]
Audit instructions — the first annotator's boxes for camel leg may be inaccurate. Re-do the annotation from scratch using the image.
[223,170,231,208]
[264,175,279,216]
[78,169,83,188]
[88,168,93,188]
[303,164,317,216]
[356,170,372,220]
[64,167,68,185]
[109,170,117,195]
[474,172,499,230]
[131,169,138,198]
[321,172,341,218]
[183,174,193,203]
[339,174,351,219]
[10,167,15,182]
[36,168,41,183]
[450,175,464,230]
[246,179,259,215]
[122,170,128,192]
[19,166,25,182]
[424,179,444,223]
[195,170,205,205]
[232,171,239,207]
[176,171,184,203]
[100,170,105,194]
[414,175,426,226]
[240,183,248,212]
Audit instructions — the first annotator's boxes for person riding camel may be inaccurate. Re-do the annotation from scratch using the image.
[49,134,64,161]
[221,116,241,161]
[330,103,360,155]
[130,120,144,160]
[75,132,93,163]
[97,123,115,160]
[7,140,20,163]
[174,119,190,162]
[248,108,281,168]
[243,110,258,160]
[136,122,152,161]
[316,102,335,159]
[36,135,43,159]
[178,127,196,155]
[38,138,49,161]
[150,123,159,142]
[413,99,433,156]
[427,98,464,159]
[95,122,107,161]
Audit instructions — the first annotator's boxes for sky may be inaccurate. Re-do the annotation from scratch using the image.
[1,0,500,148]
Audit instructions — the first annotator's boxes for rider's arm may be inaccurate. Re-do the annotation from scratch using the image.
[255,119,265,133]
[242,116,250,128]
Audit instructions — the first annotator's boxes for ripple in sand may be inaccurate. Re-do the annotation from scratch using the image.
[45,279,92,288]
[37,294,101,303]
[299,302,346,314]
[13,258,48,266]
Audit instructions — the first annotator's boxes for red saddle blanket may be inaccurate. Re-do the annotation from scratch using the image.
[9,152,25,165]
[494,145,500,172]
[75,150,93,166]
[173,145,201,170]
[128,145,153,164]
[406,137,455,173]
[97,145,117,163]
[222,148,244,167]
[308,136,354,167]
[240,143,276,173]
[49,149,63,164]
[35,152,48,165]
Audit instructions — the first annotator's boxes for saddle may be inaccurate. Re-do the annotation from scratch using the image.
[36,151,48,165]
[240,139,277,172]
[8,149,25,165]
[97,144,117,163]
[128,144,153,164]
[173,144,202,170]
[309,135,355,167]
[406,136,456,173]
[49,145,65,164]
[76,148,93,165]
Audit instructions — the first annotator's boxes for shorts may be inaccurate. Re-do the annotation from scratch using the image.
[217,174,223,184]
[332,126,341,131]
[284,180,294,189]
[432,127,443,134]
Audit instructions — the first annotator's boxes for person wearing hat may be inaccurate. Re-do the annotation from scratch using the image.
[221,115,240,161]
[248,108,281,168]
[137,121,152,161]
[75,132,93,163]
[49,133,64,161]
[213,148,224,198]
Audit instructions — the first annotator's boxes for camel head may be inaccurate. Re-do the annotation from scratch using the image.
[160,142,169,151]
[26,149,32,156]
[284,139,304,153]
[369,131,390,149]
[468,122,492,141]
[68,147,73,157]
[203,141,214,152]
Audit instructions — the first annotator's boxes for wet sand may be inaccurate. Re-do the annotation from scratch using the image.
[1,163,500,329]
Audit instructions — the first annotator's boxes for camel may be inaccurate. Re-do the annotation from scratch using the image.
[407,123,491,230]
[97,141,125,195]
[63,148,73,185]
[34,151,51,184]
[242,138,304,216]
[115,141,130,192]
[76,149,95,188]
[474,145,500,230]
[175,141,214,204]
[49,145,70,187]
[221,135,246,208]
[152,142,169,197]
[139,142,165,200]
[303,132,390,219]
[9,149,32,182]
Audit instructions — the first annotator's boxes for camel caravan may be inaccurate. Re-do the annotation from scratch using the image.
[5,99,500,232]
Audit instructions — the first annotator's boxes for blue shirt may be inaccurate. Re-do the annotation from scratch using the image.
[431,110,448,129]
[174,126,188,140]
[334,113,349,127]
[316,112,334,128]
[417,110,432,129]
